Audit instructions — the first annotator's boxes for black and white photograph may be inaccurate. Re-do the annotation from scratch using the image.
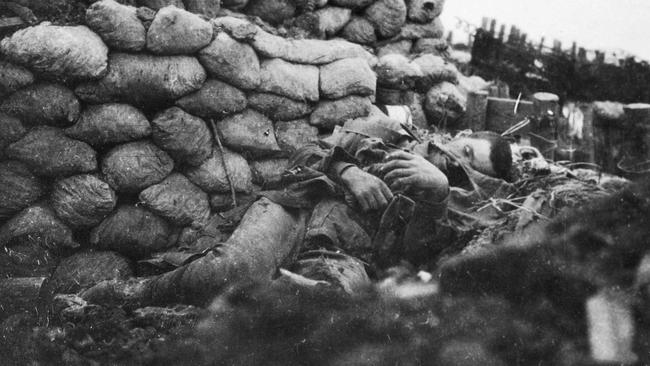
[0,0,648,364]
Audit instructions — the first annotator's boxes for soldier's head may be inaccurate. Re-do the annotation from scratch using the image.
[444,131,513,179]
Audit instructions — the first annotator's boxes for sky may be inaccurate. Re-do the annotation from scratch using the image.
[440,0,650,61]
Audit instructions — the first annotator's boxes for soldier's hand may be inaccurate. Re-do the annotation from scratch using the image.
[340,166,393,212]
[380,151,449,196]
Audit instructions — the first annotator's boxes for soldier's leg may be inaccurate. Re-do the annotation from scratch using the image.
[83,197,308,307]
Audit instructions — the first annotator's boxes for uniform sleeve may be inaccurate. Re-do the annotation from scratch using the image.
[287,141,359,183]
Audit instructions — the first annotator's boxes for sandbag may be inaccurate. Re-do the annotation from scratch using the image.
[375,53,422,90]
[47,251,133,294]
[0,61,33,98]
[411,54,458,92]
[217,109,281,157]
[593,101,625,120]
[320,58,376,99]
[364,0,407,38]
[0,23,108,80]
[250,159,288,188]
[424,81,466,125]
[341,16,377,45]
[0,114,26,159]
[222,0,248,10]
[184,0,221,18]
[406,0,444,23]
[457,74,490,97]
[310,96,373,129]
[50,174,117,229]
[0,161,43,220]
[0,203,77,250]
[213,17,375,66]
[275,119,319,152]
[90,205,178,259]
[5,127,97,177]
[64,103,150,147]
[185,148,253,193]
[198,32,261,90]
[330,0,375,8]
[151,107,212,166]
[102,140,174,193]
[376,87,414,105]
[258,59,319,102]
[75,53,206,106]
[397,18,444,39]
[175,79,247,119]
[146,6,213,55]
[412,37,448,54]
[0,83,80,127]
[247,92,313,121]
[139,173,211,227]
[244,0,296,25]
[209,192,258,212]
[376,39,413,57]
[85,0,146,52]
[314,6,352,37]
[138,0,185,9]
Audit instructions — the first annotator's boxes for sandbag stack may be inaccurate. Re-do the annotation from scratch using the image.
[0,0,380,295]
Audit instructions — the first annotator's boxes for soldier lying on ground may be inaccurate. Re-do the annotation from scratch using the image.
[81,115,515,306]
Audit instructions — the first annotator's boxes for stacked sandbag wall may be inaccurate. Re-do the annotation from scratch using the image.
[109,0,467,130]
[0,0,379,296]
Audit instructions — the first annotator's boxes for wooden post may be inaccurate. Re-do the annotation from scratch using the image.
[578,47,587,63]
[571,42,577,60]
[508,25,517,43]
[498,24,506,42]
[553,39,562,53]
[481,17,489,30]
[530,92,560,159]
[538,37,545,53]
[0,277,46,319]
[489,19,496,36]
[592,102,626,174]
[485,97,534,133]
[619,103,650,177]
[461,90,488,132]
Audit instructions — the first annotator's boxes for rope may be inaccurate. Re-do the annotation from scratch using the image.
[209,119,237,208]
